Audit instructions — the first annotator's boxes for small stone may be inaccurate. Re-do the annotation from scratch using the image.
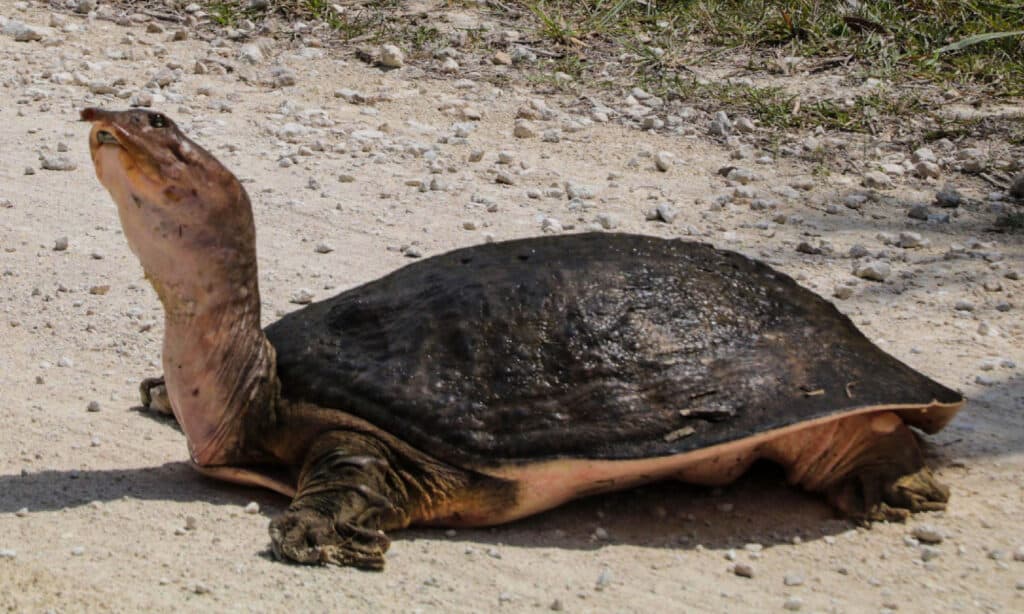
[41,156,77,171]
[239,44,263,65]
[379,44,405,68]
[185,516,198,531]
[596,213,618,230]
[921,546,941,561]
[709,111,732,136]
[593,527,609,540]
[654,151,673,172]
[403,246,423,258]
[733,563,754,578]
[270,67,297,88]
[493,51,512,65]
[192,582,211,595]
[15,508,29,517]
[53,236,69,251]
[244,501,260,514]
[87,400,101,412]
[550,599,564,611]
[71,546,85,556]
[595,568,612,590]
[854,261,890,282]
[1013,546,1024,562]
[440,58,459,73]
[565,183,594,200]
[915,161,941,179]
[513,119,537,139]
[0,549,16,559]
[843,193,869,209]
[654,203,677,224]
[75,0,96,13]
[314,243,334,254]
[907,205,930,220]
[24,167,35,176]
[833,286,854,300]
[290,289,314,305]
[898,232,925,249]
[783,597,803,611]
[954,300,975,312]
[935,185,962,208]
[863,171,893,189]
[796,242,821,255]
[338,174,356,183]
[495,171,516,185]
[783,573,805,586]
[912,525,944,544]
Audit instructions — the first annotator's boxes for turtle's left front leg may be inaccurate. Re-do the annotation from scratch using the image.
[139,376,174,415]
[269,430,411,570]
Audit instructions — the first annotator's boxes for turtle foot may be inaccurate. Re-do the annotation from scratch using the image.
[269,509,389,570]
[827,466,949,523]
[139,376,173,415]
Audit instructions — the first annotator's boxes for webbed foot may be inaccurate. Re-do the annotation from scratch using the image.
[827,466,949,523]
[269,508,390,570]
[268,431,409,570]
[139,376,173,415]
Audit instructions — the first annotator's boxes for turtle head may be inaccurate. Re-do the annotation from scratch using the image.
[81,108,257,311]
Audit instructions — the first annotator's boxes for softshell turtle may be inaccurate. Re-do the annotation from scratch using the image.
[82,108,964,569]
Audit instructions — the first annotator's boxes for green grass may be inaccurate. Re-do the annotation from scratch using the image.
[518,0,1024,97]
[197,0,1022,134]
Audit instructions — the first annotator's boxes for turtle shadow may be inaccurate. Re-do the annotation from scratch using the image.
[0,461,285,515]
[403,462,856,555]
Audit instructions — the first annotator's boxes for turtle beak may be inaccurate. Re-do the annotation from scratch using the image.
[81,108,123,148]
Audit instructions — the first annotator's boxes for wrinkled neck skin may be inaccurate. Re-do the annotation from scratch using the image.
[156,255,279,467]
[97,143,279,468]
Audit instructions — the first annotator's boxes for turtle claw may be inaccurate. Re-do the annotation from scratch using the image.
[139,376,173,415]
[828,467,949,523]
[269,509,389,570]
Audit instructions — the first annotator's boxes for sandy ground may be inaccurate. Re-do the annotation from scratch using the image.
[1,2,1023,612]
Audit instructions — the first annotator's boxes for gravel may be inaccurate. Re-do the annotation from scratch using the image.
[854,261,891,282]
[912,525,944,544]
[783,573,805,586]
[41,156,76,171]
[654,151,673,172]
[379,44,405,68]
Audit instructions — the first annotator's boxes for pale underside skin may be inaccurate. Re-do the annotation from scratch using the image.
[197,399,961,527]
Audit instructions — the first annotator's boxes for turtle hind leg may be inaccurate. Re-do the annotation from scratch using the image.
[269,429,516,569]
[763,411,949,522]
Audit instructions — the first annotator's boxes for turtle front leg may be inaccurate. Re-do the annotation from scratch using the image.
[139,376,174,415]
[268,431,415,570]
[764,411,949,522]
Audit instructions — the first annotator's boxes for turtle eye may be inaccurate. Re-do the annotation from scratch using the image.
[149,113,168,128]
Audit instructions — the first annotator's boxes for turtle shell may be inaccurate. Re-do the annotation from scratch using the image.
[266,233,962,468]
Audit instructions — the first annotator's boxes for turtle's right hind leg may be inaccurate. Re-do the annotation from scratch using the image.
[139,376,174,416]
[763,411,949,522]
